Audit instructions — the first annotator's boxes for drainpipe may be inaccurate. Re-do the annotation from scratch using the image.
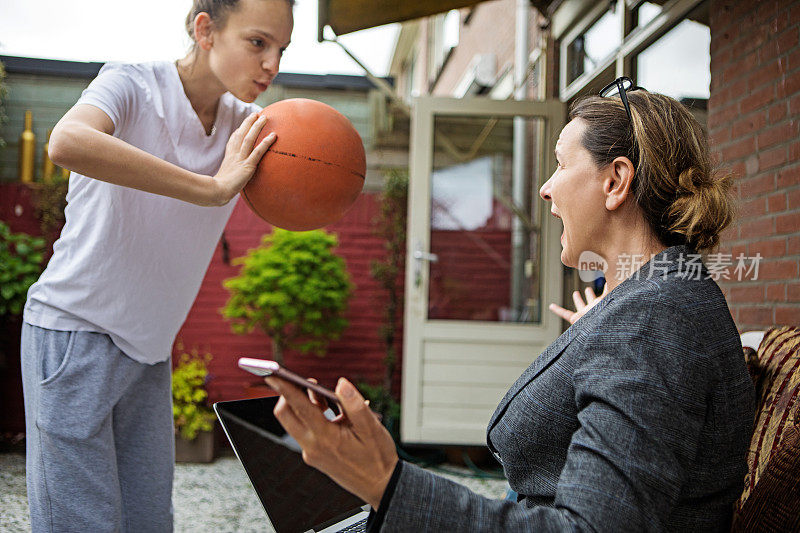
[511,0,530,320]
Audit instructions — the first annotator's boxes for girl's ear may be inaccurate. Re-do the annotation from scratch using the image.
[193,12,215,51]
[604,156,635,211]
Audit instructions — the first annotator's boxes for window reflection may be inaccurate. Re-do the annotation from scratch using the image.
[635,2,662,29]
[635,5,710,100]
[566,7,621,85]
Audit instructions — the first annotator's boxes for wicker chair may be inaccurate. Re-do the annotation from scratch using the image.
[732,326,800,532]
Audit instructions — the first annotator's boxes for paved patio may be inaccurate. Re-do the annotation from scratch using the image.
[0,453,507,532]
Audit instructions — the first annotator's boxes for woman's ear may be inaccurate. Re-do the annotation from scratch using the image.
[193,12,215,51]
[604,156,635,211]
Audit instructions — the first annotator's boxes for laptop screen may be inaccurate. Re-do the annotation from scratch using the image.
[214,397,366,533]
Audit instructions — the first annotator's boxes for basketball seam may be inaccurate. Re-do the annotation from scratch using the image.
[240,187,270,224]
[269,149,366,180]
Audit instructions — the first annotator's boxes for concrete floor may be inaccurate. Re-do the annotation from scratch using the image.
[0,453,508,532]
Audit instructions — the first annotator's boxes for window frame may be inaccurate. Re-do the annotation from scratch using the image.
[558,0,706,101]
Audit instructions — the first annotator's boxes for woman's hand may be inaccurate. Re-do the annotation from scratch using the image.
[266,376,399,509]
[210,112,276,206]
[549,286,605,324]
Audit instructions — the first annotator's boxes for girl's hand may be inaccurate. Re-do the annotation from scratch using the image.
[211,112,276,205]
[549,286,605,324]
[267,376,399,509]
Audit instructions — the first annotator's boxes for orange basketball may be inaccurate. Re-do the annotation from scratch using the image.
[243,98,366,231]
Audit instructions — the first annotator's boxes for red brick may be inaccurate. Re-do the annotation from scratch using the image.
[768,191,788,212]
[739,216,775,239]
[766,283,787,302]
[749,236,787,257]
[788,188,800,209]
[757,122,795,150]
[711,3,734,34]
[730,284,765,303]
[776,211,800,234]
[741,196,767,217]
[709,101,742,130]
[788,282,800,302]
[740,173,775,197]
[789,46,800,75]
[775,305,800,325]
[721,137,756,162]
[790,94,800,116]
[725,51,759,85]
[778,165,800,188]
[765,8,789,34]
[790,140,800,161]
[740,24,772,57]
[737,305,774,326]
[759,258,798,280]
[732,112,766,140]
[710,127,731,147]
[740,85,776,114]
[789,236,800,254]
[730,243,747,259]
[760,26,800,64]
[758,145,788,171]
[777,69,800,99]
[768,102,788,123]
[729,161,746,179]
[747,59,781,93]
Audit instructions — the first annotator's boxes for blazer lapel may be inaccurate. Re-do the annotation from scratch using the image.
[486,302,601,436]
[485,245,691,445]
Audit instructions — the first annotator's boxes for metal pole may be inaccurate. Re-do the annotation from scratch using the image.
[510,0,529,321]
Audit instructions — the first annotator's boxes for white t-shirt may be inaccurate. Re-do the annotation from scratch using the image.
[24,61,259,364]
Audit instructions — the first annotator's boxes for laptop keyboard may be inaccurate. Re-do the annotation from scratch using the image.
[337,517,367,532]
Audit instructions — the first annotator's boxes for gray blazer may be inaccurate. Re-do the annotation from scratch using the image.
[379,246,755,532]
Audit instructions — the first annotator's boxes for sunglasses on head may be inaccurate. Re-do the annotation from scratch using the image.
[599,76,645,123]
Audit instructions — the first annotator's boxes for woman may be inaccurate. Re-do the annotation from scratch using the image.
[266,82,756,532]
[21,0,293,530]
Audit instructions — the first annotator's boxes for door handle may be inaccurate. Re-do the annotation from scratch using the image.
[413,247,438,288]
[413,250,439,262]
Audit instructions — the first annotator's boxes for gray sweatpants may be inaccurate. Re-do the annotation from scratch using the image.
[21,322,174,532]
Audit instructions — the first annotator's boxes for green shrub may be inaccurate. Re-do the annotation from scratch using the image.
[0,60,6,149]
[0,222,46,317]
[172,347,215,440]
[222,229,352,364]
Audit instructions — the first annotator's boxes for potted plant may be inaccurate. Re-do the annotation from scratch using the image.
[0,221,45,434]
[172,345,216,463]
[222,228,352,369]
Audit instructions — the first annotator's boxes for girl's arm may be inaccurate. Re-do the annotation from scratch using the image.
[49,104,274,207]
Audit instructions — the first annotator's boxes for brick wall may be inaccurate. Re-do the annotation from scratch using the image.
[710,0,800,330]
[174,192,403,404]
[431,0,543,97]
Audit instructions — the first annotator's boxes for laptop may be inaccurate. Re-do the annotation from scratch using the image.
[214,396,370,533]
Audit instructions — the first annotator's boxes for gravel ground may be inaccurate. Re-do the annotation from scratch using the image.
[0,453,507,532]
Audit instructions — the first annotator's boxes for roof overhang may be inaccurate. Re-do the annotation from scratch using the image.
[318,0,499,40]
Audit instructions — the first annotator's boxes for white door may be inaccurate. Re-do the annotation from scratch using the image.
[401,96,565,445]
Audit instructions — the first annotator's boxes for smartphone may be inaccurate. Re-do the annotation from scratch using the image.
[238,357,339,406]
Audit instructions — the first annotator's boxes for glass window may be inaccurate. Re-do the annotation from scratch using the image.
[428,115,545,323]
[635,4,710,100]
[635,2,662,29]
[566,6,621,85]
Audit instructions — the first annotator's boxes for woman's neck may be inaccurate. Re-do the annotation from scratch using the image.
[600,213,668,293]
[176,52,227,125]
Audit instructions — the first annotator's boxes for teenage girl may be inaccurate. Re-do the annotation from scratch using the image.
[20,0,293,530]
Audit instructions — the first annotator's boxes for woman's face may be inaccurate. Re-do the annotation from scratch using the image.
[207,0,293,102]
[539,118,609,268]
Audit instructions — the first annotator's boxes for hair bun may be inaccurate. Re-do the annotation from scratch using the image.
[667,169,735,251]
